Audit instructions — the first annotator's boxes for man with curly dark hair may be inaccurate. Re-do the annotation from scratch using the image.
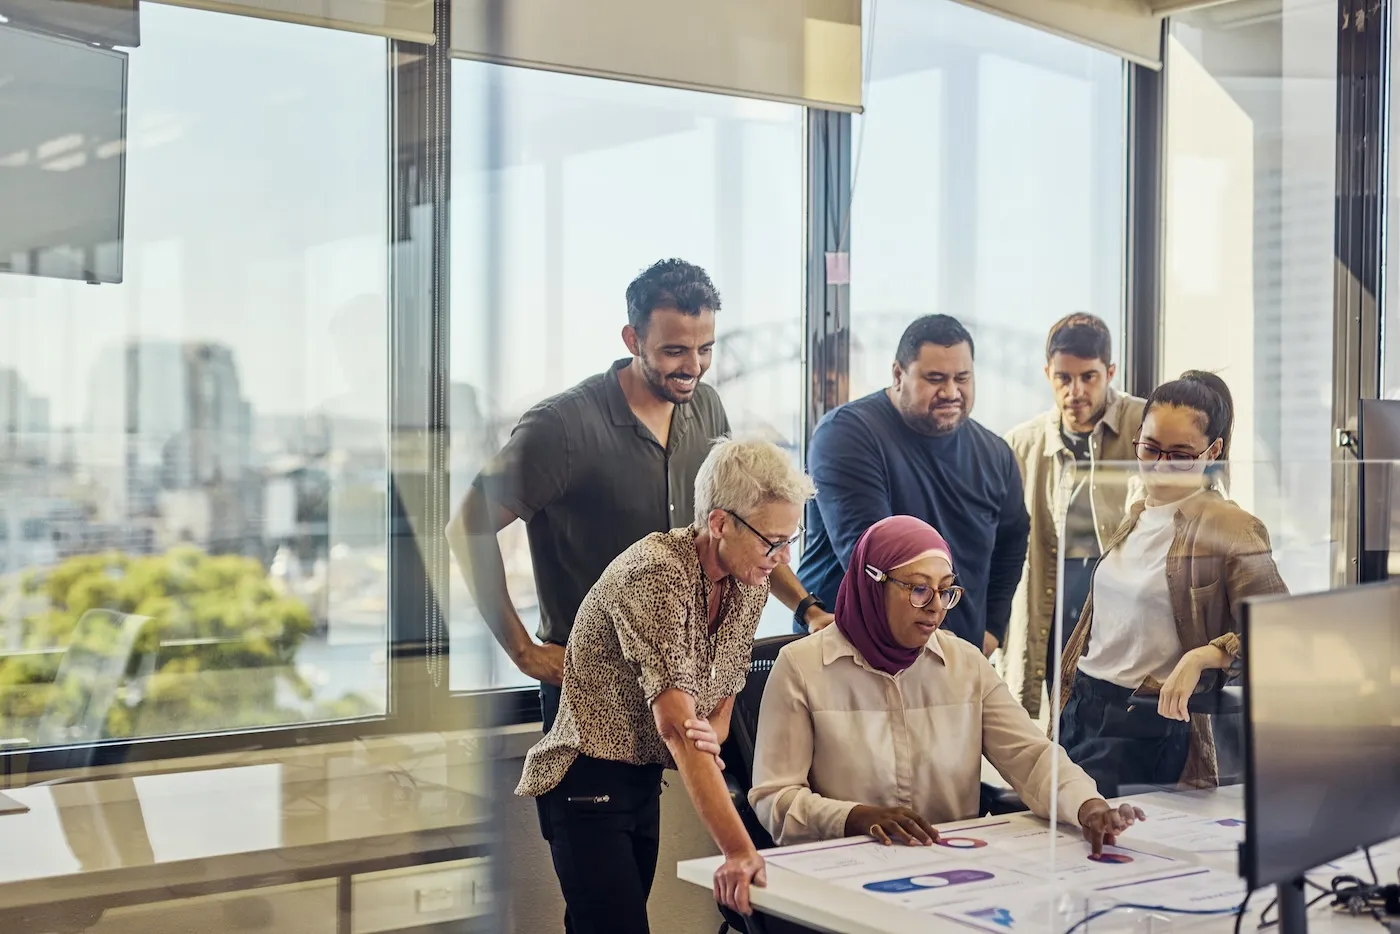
[447,259,733,730]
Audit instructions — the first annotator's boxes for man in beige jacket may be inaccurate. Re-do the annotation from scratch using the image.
[1002,314,1144,719]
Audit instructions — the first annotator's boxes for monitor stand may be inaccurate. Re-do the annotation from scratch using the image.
[1278,877,1309,934]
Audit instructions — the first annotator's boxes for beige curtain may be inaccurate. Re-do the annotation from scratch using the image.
[450,0,862,112]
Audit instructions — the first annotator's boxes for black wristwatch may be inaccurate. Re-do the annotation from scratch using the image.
[794,594,826,630]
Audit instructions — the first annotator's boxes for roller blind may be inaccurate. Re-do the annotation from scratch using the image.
[155,0,435,44]
[450,0,863,112]
[949,0,1170,68]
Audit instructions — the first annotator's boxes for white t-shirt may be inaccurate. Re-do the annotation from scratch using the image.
[1077,497,1186,689]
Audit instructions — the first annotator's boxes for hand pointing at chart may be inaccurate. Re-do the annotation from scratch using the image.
[1078,801,1147,855]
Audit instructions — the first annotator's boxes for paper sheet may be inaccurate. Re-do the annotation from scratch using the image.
[1117,804,1246,855]
[1091,866,1247,913]
[764,819,1183,910]
[934,889,1093,933]
[935,866,1246,932]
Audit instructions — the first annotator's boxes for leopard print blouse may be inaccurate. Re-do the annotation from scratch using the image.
[516,527,769,797]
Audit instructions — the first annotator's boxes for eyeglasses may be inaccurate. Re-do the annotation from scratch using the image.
[864,565,963,610]
[1132,440,1213,472]
[726,510,802,557]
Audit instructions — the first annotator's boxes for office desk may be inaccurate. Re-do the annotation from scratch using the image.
[0,762,491,933]
[678,788,1391,934]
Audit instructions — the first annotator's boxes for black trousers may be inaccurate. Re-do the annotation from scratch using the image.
[536,755,664,934]
[1048,557,1096,683]
[540,682,563,733]
[1060,672,1192,799]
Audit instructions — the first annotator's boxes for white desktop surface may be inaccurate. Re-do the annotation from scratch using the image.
[677,788,1389,934]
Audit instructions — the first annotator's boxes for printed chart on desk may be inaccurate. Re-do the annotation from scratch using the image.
[938,866,1246,934]
[1122,804,1247,856]
[764,819,1183,914]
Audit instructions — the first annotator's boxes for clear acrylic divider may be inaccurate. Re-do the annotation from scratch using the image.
[954,458,1381,934]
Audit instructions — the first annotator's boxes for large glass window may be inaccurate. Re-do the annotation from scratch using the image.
[847,0,1127,435]
[1387,3,1400,400]
[0,6,390,747]
[448,64,805,692]
[1164,1,1336,589]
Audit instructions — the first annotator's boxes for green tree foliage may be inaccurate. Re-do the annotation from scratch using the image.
[0,547,371,743]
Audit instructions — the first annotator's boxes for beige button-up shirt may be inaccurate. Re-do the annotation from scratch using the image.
[1002,389,1146,717]
[749,625,1102,847]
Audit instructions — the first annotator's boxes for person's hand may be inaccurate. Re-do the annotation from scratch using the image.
[1158,650,1208,722]
[982,632,1000,658]
[845,805,939,846]
[684,718,725,770]
[515,642,566,686]
[805,609,835,632]
[1078,800,1147,855]
[713,849,766,916]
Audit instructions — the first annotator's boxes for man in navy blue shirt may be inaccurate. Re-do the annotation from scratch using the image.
[796,314,1030,655]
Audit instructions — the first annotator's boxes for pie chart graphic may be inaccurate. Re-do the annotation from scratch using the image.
[863,869,995,893]
[937,836,989,849]
[1087,852,1134,864]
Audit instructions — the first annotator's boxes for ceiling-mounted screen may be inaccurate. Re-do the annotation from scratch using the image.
[0,25,128,285]
[0,0,138,48]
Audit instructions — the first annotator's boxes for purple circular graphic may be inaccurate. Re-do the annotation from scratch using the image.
[1087,852,1135,864]
[936,836,989,849]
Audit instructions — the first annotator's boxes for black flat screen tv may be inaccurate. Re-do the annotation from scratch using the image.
[0,25,128,284]
[0,0,138,48]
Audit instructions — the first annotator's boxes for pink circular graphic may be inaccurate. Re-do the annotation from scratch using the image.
[1087,852,1135,864]
[937,836,989,849]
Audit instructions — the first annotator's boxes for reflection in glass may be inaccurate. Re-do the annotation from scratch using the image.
[0,5,391,746]
[1164,3,1337,594]
[448,62,805,691]
[848,0,1125,435]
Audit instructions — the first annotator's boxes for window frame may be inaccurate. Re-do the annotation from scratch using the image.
[18,0,1386,769]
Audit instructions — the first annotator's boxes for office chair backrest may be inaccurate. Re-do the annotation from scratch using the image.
[728,634,803,793]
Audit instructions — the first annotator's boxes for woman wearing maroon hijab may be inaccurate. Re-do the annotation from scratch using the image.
[748,516,1143,849]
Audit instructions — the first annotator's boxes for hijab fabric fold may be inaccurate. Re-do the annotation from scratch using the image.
[834,516,954,676]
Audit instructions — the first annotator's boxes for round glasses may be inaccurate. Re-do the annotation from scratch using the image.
[864,565,963,610]
[1132,440,1213,472]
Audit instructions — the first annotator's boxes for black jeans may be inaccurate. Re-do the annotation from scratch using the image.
[536,755,665,934]
[1060,672,1192,799]
[1048,557,1096,682]
[540,682,563,733]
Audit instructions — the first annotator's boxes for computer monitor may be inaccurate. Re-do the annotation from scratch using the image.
[0,0,140,48]
[1360,398,1400,580]
[1242,581,1400,931]
[0,24,128,284]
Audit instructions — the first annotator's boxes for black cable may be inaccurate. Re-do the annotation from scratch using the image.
[1366,847,1380,886]
[1259,897,1276,927]
[1257,893,1332,930]
[1256,869,1397,930]
[1235,888,1255,934]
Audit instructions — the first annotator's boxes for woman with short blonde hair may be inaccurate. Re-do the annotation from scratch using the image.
[518,437,814,933]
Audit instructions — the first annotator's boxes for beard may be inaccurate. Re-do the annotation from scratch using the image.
[638,353,699,405]
[900,402,966,437]
[1064,396,1109,430]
